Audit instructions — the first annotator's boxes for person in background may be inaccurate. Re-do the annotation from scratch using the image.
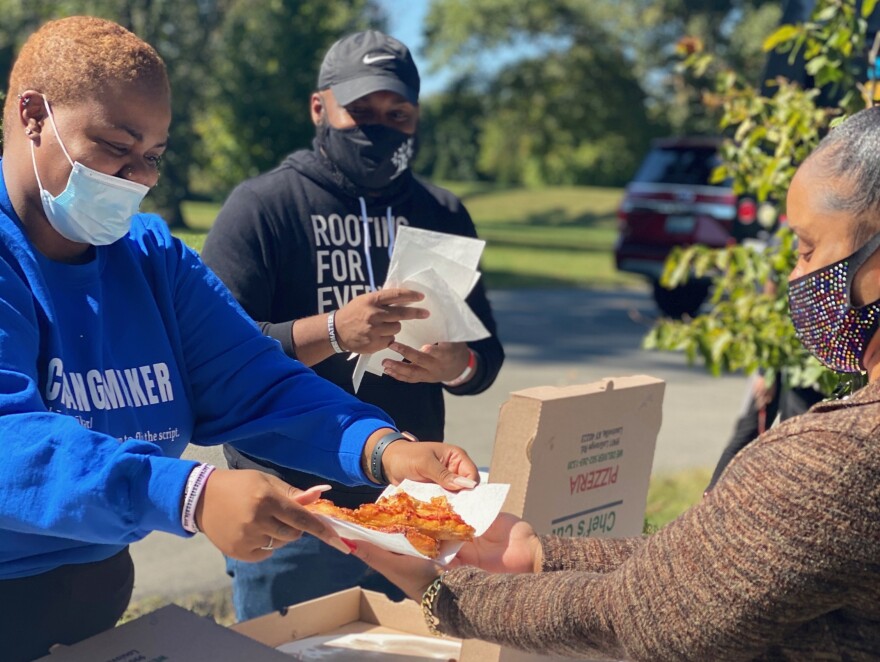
[201,29,503,620]
[708,370,825,490]
[0,17,479,661]
[350,107,880,660]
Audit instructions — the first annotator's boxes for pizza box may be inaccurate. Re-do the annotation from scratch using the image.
[38,602,289,661]
[232,587,463,659]
[38,589,458,660]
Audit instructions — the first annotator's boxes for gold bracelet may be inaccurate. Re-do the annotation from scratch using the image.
[421,574,445,637]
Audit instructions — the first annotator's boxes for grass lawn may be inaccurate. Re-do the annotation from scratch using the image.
[175,185,643,291]
[448,184,642,289]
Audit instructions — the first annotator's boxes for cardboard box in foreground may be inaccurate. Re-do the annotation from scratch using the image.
[234,587,462,659]
[41,590,464,660]
[39,603,289,661]
[489,375,664,538]
[466,375,665,662]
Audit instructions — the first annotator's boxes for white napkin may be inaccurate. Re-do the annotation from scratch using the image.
[277,632,462,659]
[352,226,489,392]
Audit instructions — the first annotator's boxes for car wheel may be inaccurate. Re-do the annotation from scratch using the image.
[652,278,711,318]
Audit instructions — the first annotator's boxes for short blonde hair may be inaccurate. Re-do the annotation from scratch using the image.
[3,16,169,130]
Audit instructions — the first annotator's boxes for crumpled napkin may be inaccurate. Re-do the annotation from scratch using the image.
[352,226,489,392]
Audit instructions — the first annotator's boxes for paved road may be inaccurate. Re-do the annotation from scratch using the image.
[130,286,750,601]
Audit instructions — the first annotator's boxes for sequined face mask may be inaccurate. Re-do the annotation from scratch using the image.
[788,232,880,373]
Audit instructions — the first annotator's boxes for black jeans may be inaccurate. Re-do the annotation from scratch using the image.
[0,548,134,661]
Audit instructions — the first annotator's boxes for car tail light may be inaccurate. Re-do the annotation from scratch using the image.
[617,197,632,229]
[737,198,757,224]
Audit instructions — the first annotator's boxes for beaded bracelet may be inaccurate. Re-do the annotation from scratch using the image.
[181,463,216,533]
[421,574,445,637]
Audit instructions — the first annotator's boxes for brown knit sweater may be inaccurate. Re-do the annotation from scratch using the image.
[434,380,880,661]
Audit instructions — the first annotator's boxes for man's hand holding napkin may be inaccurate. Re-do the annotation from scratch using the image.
[352,226,491,392]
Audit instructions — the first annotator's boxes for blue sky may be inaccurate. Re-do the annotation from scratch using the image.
[376,0,554,98]
[377,0,452,96]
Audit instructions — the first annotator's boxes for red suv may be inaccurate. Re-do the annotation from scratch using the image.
[614,136,773,317]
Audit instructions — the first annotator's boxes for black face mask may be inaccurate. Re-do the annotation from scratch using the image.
[317,121,416,191]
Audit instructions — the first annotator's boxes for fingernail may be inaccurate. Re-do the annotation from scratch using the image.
[389,343,401,353]
[306,484,332,494]
[330,537,353,555]
[340,537,358,552]
[452,476,477,489]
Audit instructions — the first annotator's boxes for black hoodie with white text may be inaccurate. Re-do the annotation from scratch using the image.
[201,146,504,506]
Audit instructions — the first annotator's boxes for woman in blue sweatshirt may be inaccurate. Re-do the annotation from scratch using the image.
[0,16,478,660]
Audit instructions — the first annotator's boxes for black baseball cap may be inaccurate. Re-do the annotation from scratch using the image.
[318,30,420,106]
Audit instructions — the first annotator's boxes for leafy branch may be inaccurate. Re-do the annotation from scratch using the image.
[644,0,874,395]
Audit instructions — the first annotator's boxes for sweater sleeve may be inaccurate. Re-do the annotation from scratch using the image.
[0,253,195,543]
[201,184,296,357]
[434,423,880,660]
[148,223,393,484]
[441,203,504,396]
[539,534,645,573]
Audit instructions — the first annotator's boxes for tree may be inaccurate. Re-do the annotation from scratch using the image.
[194,0,383,195]
[644,0,877,395]
[421,0,657,186]
[414,77,485,183]
[418,0,784,186]
[0,0,228,227]
[0,0,383,226]
[120,0,228,227]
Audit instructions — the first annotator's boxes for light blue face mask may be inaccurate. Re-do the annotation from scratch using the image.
[30,96,150,246]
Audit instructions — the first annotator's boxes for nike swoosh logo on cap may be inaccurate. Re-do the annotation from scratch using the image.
[363,53,396,64]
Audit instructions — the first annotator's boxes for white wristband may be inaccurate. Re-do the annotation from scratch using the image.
[327,311,344,354]
[181,463,216,534]
[443,349,477,387]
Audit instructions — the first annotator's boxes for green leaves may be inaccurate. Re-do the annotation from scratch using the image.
[763,24,801,52]
[648,0,872,396]
[420,0,787,187]
[644,228,840,392]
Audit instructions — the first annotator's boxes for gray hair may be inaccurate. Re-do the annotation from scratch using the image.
[807,106,880,247]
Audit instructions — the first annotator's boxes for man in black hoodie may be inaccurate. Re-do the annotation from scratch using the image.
[201,30,504,621]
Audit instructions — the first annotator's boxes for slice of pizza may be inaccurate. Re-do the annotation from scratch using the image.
[307,492,474,558]
[348,492,475,541]
[375,525,440,558]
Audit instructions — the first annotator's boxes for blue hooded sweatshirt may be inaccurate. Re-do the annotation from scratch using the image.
[0,164,394,579]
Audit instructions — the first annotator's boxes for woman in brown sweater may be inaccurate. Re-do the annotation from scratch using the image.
[351,107,880,661]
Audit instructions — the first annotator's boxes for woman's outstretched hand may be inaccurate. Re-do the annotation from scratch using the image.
[350,512,543,603]
[380,438,479,491]
[451,512,542,574]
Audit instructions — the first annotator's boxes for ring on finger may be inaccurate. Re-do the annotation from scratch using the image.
[260,535,275,551]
